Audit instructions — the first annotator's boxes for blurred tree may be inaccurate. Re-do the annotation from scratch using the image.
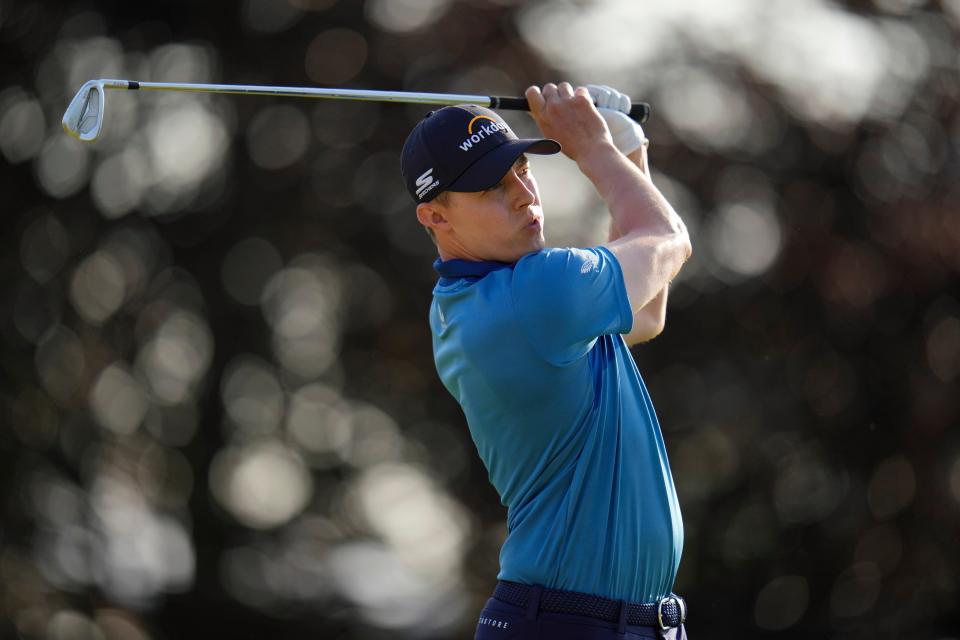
[1,0,958,638]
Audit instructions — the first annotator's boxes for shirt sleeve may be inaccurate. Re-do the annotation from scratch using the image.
[511,247,633,366]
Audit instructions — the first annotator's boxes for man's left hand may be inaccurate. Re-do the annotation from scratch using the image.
[587,84,648,156]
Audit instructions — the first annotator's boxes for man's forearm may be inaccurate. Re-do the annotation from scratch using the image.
[608,146,652,242]
[596,138,691,316]
[577,141,686,242]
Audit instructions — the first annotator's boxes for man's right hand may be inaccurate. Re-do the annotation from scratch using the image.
[524,82,615,163]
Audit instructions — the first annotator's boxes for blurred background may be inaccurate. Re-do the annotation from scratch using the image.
[1,0,959,638]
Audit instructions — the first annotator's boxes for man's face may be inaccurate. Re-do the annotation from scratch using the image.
[435,155,545,263]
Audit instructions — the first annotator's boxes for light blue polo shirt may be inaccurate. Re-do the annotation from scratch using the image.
[430,246,683,604]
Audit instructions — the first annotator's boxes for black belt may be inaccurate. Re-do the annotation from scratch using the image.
[493,581,687,631]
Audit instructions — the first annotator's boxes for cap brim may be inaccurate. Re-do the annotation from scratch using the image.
[446,138,561,193]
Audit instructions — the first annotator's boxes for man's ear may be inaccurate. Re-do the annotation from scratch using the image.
[416,200,452,234]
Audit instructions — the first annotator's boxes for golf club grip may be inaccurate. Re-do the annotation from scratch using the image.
[490,96,651,123]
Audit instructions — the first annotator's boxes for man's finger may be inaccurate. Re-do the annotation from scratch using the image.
[558,81,574,98]
[542,83,558,100]
[586,84,609,109]
[525,85,545,117]
[576,85,595,102]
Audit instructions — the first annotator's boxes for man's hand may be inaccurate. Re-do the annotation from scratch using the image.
[586,84,648,156]
[524,82,614,163]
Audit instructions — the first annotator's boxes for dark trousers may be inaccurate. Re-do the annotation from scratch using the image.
[474,587,688,640]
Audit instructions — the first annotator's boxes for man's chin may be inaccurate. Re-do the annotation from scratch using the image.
[520,237,546,259]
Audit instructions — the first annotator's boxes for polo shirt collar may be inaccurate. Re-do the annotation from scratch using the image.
[433,258,513,284]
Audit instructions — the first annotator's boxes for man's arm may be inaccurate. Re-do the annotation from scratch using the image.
[525,83,691,339]
[611,146,670,345]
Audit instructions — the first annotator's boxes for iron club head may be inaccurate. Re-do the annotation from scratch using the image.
[62,79,106,142]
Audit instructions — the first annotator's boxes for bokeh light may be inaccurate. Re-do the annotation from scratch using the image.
[242,0,304,34]
[91,147,149,218]
[866,455,916,520]
[305,28,368,85]
[286,383,353,465]
[19,213,71,284]
[135,308,213,405]
[246,104,310,171]
[365,0,451,33]
[34,325,86,403]
[35,135,91,198]
[89,363,149,434]
[772,446,847,525]
[210,439,314,529]
[830,563,883,618]
[221,355,284,436]
[0,87,46,163]
[754,575,809,631]
[69,250,127,325]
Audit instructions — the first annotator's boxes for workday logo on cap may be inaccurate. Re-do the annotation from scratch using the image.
[400,105,560,203]
[458,115,508,152]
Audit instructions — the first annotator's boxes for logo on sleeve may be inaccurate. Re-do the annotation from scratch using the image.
[415,167,440,199]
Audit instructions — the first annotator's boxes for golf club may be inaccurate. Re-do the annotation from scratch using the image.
[62,78,651,142]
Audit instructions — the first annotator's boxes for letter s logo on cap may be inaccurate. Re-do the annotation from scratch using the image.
[415,167,439,199]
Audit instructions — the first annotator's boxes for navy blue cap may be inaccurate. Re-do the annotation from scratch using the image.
[401,105,560,203]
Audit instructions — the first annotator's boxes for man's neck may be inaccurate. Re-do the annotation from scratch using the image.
[437,241,483,262]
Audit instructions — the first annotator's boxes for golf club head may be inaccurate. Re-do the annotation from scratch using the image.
[62,80,105,142]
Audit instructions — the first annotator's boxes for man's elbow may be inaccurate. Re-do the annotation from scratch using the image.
[626,309,666,345]
[666,230,693,283]
[641,312,667,342]
[678,229,693,263]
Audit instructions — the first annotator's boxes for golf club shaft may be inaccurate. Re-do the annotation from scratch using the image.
[98,79,651,122]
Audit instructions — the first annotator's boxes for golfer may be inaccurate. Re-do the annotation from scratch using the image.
[401,82,692,640]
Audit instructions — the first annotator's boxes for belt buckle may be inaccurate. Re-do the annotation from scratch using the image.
[656,595,687,632]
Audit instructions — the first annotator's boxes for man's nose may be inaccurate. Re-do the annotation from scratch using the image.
[506,171,535,208]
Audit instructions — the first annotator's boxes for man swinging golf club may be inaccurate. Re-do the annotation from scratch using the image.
[401,82,692,640]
